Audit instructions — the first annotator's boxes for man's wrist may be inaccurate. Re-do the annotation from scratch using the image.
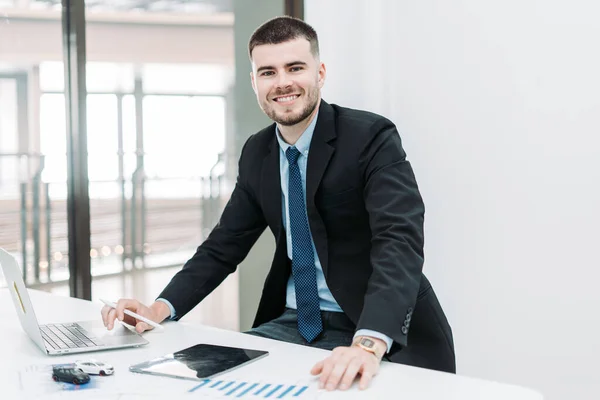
[150,301,171,323]
[352,336,387,360]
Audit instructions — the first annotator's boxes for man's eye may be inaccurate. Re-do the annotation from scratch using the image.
[290,66,303,72]
[261,71,274,76]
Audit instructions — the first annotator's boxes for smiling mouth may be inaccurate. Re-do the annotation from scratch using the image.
[273,94,300,103]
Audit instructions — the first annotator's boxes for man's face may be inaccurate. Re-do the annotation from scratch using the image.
[251,38,325,126]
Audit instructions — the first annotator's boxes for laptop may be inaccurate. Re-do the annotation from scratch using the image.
[0,248,149,355]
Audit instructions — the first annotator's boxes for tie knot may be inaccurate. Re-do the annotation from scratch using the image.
[286,146,301,165]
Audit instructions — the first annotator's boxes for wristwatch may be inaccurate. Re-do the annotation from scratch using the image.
[353,336,385,360]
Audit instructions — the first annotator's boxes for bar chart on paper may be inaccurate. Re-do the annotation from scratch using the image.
[188,378,313,398]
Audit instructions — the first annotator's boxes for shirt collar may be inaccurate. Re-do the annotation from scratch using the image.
[275,111,319,157]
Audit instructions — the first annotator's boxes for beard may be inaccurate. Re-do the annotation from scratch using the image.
[261,84,320,126]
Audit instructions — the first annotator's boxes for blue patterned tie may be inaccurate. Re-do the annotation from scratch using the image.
[286,146,323,343]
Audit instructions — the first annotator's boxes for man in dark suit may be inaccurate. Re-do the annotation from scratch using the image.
[101,16,455,391]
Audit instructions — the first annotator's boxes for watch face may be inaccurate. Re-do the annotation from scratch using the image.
[361,338,375,348]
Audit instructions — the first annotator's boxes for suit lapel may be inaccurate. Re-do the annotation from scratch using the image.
[306,100,336,275]
[261,125,283,236]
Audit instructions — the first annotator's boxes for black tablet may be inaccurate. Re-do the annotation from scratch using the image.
[129,343,269,381]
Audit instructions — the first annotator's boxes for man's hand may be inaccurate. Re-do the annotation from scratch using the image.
[310,337,386,391]
[100,298,170,333]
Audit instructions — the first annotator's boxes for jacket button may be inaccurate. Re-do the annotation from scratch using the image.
[404,320,410,327]
[406,314,412,322]
[401,326,408,335]
[407,307,413,314]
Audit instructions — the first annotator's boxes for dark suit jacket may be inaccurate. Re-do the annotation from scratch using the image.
[158,100,456,373]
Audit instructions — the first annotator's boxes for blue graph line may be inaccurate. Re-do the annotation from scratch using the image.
[187,381,309,398]
[255,384,271,395]
[188,379,210,392]
[265,384,283,398]
[294,386,308,396]
[237,382,258,397]
[226,382,247,396]
[277,385,296,398]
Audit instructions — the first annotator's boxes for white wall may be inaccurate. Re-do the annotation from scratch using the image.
[306,1,600,399]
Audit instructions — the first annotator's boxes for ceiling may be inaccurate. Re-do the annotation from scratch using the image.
[1,0,232,14]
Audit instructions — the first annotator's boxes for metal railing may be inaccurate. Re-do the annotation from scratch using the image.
[0,152,47,282]
[0,152,227,287]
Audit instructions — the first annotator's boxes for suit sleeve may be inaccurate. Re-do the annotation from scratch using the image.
[356,119,425,348]
[157,138,267,320]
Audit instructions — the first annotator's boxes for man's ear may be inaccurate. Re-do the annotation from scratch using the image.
[250,71,257,94]
[318,62,327,89]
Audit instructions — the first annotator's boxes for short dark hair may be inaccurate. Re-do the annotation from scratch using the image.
[248,16,319,61]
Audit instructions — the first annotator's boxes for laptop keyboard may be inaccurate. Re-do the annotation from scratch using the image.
[40,323,101,350]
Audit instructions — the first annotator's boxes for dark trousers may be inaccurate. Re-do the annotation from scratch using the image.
[244,308,355,351]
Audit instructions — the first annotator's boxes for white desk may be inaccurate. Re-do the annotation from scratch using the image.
[0,289,543,399]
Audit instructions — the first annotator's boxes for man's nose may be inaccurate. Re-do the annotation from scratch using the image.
[275,72,293,89]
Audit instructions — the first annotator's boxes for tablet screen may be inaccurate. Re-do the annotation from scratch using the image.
[129,343,269,380]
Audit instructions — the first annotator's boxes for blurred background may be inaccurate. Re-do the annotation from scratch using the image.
[1,1,599,400]
[0,0,259,332]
